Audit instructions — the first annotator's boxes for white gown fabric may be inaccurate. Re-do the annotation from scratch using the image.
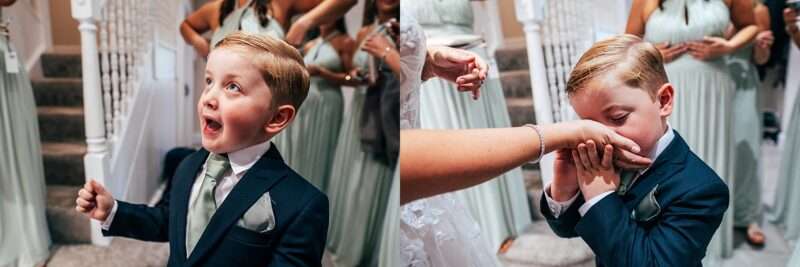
[398,13,496,267]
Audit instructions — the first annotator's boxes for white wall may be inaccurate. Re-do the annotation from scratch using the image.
[6,0,52,77]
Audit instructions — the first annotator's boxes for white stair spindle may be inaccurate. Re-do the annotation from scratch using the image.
[117,0,128,118]
[516,0,556,186]
[71,0,112,246]
[100,4,112,138]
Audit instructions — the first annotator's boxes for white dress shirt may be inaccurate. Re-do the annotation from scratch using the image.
[102,140,272,229]
[544,124,675,218]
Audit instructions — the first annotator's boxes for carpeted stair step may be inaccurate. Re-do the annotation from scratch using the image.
[38,106,85,142]
[42,142,86,186]
[32,78,83,107]
[41,53,82,78]
[506,97,536,127]
[500,69,532,99]
[495,44,529,72]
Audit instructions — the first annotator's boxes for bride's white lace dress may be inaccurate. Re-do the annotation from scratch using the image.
[399,12,496,267]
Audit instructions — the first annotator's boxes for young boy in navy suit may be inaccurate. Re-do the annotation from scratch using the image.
[540,34,729,266]
[75,32,328,267]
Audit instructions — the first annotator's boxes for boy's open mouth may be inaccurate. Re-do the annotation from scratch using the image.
[203,115,223,134]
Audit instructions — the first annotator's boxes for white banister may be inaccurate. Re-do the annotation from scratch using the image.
[516,0,595,186]
[71,0,112,246]
[515,0,556,185]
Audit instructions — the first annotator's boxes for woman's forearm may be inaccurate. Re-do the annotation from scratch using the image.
[400,125,570,204]
[728,25,758,52]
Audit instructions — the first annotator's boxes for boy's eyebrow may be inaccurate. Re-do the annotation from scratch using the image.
[601,104,630,113]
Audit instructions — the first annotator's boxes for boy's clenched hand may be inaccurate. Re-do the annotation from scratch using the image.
[75,180,115,222]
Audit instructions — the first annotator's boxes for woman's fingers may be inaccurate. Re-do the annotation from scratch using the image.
[605,129,641,154]
[614,148,652,169]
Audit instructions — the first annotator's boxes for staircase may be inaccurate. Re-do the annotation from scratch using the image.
[496,43,539,174]
[33,51,168,266]
[34,52,91,245]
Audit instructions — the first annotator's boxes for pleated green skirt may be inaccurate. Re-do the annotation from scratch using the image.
[0,38,51,267]
[326,88,394,266]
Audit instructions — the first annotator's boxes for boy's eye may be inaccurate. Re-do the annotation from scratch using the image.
[205,78,212,85]
[611,113,629,123]
[226,83,241,92]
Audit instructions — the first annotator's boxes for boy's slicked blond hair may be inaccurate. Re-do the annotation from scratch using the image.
[216,32,310,109]
[566,34,668,99]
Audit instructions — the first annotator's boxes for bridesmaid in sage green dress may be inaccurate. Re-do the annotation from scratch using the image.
[0,3,52,266]
[726,0,772,246]
[628,0,758,261]
[298,19,353,191]
[326,1,398,265]
[768,6,800,245]
[408,0,532,258]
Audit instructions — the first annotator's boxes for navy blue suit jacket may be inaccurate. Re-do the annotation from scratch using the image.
[540,131,729,267]
[103,144,329,267]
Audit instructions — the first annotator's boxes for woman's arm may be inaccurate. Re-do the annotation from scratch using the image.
[400,121,652,204]
[753,4,772,65]
[285,0,358,46]
[726,0,758,51]
[625,0,649,37]
[179,0,220,58]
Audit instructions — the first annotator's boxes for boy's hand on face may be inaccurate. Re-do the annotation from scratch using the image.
[563,120,652,169]
[552,149,579,201]
[573,141,619,201]
[75,180,115,222]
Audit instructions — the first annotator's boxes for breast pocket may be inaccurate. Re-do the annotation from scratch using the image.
[631,185,661,224]
[226,225,274,248]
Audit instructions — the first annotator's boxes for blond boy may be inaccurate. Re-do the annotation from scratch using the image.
[76,32,328,267]
[541,34,729,267]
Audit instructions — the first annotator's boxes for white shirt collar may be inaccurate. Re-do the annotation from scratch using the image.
[648,123,675,162]
[227,140,272,176]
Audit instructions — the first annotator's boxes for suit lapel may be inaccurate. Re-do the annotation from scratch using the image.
[186,144,289,265]
[625,131,689,203]
[169,149,209,262]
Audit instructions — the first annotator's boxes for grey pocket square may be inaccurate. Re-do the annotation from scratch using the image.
[237,192,276,233]
[631,184,661,222]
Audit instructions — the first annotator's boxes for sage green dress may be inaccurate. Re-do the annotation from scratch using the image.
[325,33,394,266]
[644,0,736,261]
[408,0,532,258]
[299,34,344,192]
[0,12,52,266]
[726,43,762,228]
[768,88,800,242]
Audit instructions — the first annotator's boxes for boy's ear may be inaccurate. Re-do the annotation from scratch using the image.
[264,104,296,135]
[656,83,674,117]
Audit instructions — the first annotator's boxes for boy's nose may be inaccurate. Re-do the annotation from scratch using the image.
[201,91,219,110]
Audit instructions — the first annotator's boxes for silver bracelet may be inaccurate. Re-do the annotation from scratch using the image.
[523,124,545,163]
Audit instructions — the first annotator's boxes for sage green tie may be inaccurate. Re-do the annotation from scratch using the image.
[186,153,230,256]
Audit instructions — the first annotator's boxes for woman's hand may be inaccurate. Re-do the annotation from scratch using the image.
[687,37,734,60]
[286,16,313,48]
[362,35,397,58]
[654,42,688,63]
[556,120,652,170]
[423,46,488,99]
[755,30,774,49]
[573,141,619,200]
